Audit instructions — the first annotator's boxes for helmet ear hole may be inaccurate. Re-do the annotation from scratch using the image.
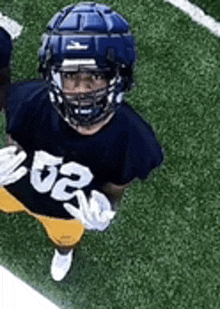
[106,48,115,62]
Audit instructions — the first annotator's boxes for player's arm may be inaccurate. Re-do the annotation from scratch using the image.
[7,134,24,152]
[102,182,129,210]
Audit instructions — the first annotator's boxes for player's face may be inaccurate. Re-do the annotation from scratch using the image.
[61,72,108,101]
[59,71,114,135]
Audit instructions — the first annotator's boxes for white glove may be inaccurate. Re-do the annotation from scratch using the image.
[63,190,116,231]
[0,146,28,186]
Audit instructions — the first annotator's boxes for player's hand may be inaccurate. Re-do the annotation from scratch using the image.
[0,146,28,186]
[63,190,116,231]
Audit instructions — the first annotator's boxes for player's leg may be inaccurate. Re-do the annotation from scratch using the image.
[55,240,82,255]
[36,216,85,281]
[0,187,26,213]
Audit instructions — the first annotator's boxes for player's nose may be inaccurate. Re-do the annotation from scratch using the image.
[72,81,92,93]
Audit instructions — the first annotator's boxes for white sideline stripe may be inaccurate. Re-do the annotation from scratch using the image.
[164,0,220,37]
[0,266,60,309]
[0,12,23,39]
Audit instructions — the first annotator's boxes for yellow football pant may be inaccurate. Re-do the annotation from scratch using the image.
[0,188,85,248]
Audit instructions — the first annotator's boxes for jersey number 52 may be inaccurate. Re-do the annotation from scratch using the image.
[30,150,94,201]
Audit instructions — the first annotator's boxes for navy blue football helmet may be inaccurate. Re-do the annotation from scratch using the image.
[39,2,136,127]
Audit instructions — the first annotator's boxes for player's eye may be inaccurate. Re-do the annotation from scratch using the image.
[91,73,104,81]
[63,72,77,79]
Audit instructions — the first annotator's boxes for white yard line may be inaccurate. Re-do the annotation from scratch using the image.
[0,266,60,309]
[164,0,220,37]
[0,12,23,39]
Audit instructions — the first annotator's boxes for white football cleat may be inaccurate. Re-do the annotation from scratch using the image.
[51,249,74,281]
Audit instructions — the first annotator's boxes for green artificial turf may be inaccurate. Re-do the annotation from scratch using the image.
[0,0,220,308]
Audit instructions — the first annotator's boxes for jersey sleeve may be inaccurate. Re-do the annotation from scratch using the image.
[111,108,164,185]
[122,123,163,184]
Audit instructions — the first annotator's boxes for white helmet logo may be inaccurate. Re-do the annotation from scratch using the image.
[66,40,89,50]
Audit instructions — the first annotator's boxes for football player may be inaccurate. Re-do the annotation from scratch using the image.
[0,2,164,281]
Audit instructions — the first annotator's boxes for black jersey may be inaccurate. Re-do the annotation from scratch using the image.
[5,80,164,219]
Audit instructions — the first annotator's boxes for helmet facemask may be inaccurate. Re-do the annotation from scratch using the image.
[48,59,125,128]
